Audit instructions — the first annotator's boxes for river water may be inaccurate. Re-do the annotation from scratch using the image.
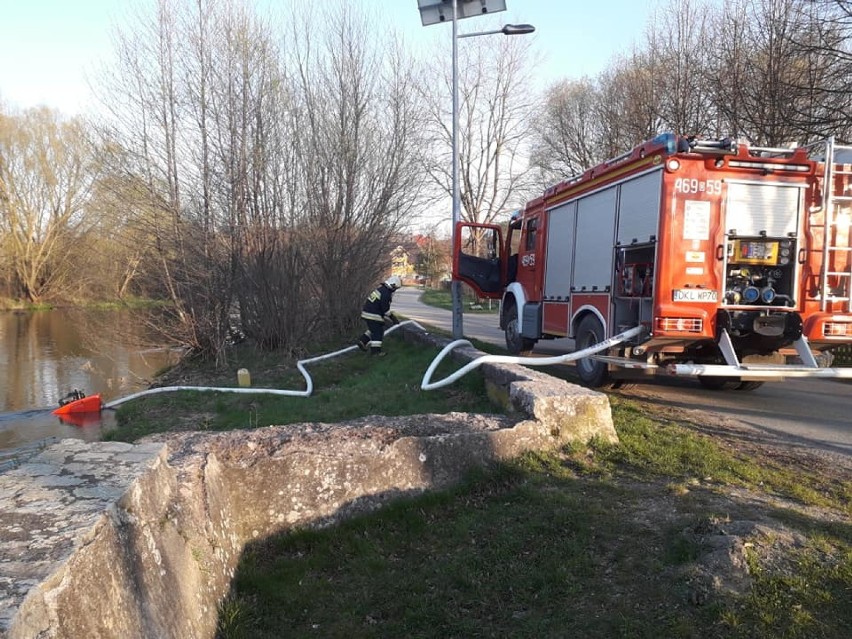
[0,308,180,453]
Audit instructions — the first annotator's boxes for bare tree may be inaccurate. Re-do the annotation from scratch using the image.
[528,0,716,186]
[594,50,665,157]
[84,154,167,301]
[0,108,100,303]
[529,0,851,168]
[649,0,718,137]
[97,0,268,361]
[252,1,428,344]
[528,77,603,183]
[704,0,844,145]
[529,0,718,168]
[413,223,451,288]
[96,0,426,361]
[420,29,538,227]
[783,0,852,140]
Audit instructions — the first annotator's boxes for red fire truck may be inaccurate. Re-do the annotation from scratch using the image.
[453,133,852,389]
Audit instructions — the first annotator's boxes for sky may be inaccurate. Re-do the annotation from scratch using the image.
[0,0,665,116]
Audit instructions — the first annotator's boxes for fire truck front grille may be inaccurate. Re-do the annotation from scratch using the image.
[824,321,852,337]
[656,317,704,333]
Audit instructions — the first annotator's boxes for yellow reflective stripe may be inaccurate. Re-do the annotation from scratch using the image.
[361,312,384,322]
[369,341,382,347]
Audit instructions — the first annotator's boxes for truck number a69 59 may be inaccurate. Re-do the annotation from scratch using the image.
[674,178,722,195]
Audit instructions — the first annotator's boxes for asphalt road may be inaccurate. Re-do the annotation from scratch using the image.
[394,287,852,458]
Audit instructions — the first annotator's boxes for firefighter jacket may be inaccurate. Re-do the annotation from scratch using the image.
[361,283,395,323]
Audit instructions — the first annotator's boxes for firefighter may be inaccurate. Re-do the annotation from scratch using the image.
[356,275,402,356]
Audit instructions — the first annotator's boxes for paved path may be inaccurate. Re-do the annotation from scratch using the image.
[394,288,577,353]
[393,288,505,346]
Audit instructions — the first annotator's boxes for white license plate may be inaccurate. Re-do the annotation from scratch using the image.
[673,288,718,302]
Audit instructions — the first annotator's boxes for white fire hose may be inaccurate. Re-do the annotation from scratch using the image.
[420,325,644,390]
[104,322,643,409]
[104,321,426,408]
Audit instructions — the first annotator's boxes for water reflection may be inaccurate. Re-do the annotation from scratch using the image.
[0,308,180,452]
[0,408,117,450]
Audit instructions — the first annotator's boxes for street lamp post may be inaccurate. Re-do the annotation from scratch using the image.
[450,3,462,339]
[418,0,534,339]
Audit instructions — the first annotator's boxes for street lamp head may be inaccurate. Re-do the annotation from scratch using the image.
[456,23,536,40]
[501,23,535,36]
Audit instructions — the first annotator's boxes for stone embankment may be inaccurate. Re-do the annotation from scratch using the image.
[0,327,616,638]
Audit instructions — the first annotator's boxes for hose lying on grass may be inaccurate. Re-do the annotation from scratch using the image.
[420,325,644,390]
[104,321,643,409]
[104,321,426,408]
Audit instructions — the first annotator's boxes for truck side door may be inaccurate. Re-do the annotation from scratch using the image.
[453,223,505,299]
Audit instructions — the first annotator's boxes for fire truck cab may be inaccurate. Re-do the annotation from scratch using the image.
[454,133,852,389]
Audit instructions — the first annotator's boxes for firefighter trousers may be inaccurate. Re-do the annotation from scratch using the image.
[358,319,385,355]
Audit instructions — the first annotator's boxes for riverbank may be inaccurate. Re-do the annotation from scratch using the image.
[105,334,495,442]
[0,306,182,452]
[100,329,851,638]
[3,319,848,637]
[1,322,618,638]
[0,296,168,312]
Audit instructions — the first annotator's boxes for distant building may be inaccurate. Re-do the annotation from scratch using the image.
[390,245,415,281]
[388,235,451,287]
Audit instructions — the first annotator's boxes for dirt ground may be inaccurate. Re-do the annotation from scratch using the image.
[620,390,852,482]
[605,391,851,605]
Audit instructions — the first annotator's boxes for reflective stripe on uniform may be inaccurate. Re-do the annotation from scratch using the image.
[369,340,382,347]
[361,311,384,322]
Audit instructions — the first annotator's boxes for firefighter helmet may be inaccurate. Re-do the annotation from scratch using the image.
[384,275,402,290]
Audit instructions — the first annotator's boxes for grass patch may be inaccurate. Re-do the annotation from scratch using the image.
[107,333,494,441]
[222,464,721,639]
[721,542,852,638]
[0,298,54,311]
[217,396,852,639]
[419,287,500,314]
[109,324,850,638]
[588,397,852,514]
[0,295,167,311]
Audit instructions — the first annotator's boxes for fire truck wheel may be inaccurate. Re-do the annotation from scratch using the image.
[575,315,610,387]
[697,376,740,390]
[504,304,535,355]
